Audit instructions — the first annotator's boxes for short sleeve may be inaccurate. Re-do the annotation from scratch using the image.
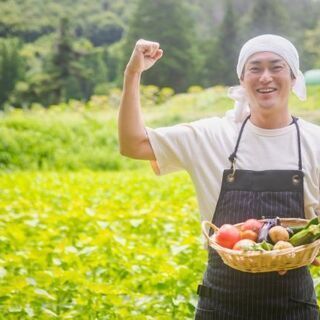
[146,125,190,175]
[145,117,221,175]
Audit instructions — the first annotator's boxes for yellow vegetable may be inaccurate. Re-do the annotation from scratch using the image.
[273,241,294,250]
[268,226,289,243]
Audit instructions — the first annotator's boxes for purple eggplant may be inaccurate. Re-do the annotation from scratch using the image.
[257,217,280,243]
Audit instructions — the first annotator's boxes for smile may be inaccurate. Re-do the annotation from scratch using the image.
[256,88,277,94]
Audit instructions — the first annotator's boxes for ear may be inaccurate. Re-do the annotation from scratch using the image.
[239,70,245,87]
[290,69,296,88]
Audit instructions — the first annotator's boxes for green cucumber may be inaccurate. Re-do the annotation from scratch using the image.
[288,216,319,235]
[289,224,320,247]
[304,216,320,228]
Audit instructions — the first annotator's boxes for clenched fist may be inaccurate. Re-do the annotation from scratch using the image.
[125,39,163,74]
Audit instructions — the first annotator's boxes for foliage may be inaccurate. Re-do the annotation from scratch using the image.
[1,170,320,318]
[0,108,144,171]
[216,1,239,86]
[304,21,320,68]
[123,0,200,92]
[0,37,25,109]
[8,25,109,107]
[140,85,175,107]
[77,11,124,47]
[1,85,320,172]
[201,1,239,87]
[0,0,131,44]
[0,170,204,319]
[49,18,109,104]
[0,0,320,106]
[241,0,292,39]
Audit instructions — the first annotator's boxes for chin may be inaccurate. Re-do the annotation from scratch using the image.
[259,104,276,110]
[256,99,278,110]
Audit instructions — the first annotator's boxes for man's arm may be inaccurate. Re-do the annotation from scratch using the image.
[118,39,163,160]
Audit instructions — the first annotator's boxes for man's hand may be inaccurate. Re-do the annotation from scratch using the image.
[278,257,320,276]
[311,257,320,266]
[125,39,163,74]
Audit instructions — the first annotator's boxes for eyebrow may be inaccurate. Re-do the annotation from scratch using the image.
[247,59,285,65]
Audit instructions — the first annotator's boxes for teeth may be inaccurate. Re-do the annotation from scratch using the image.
[258,88,275,93]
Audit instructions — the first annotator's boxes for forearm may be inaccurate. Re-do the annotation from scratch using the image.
[118,69,148,157]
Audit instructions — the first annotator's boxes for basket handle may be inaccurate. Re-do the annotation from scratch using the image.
[201,221,220,242]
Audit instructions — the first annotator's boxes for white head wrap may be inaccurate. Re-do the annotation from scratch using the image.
[226,34,307,122]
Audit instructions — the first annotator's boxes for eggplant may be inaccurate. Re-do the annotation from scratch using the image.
[257,217,280,243]
[286,227,295,237]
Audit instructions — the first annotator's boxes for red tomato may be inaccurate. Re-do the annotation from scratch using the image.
[215,224,241,249]
[240,219,263,233]
[233,239,256,251]
[240,229,258,242]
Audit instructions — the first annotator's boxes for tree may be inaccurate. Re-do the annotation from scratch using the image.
[50,18,108,102]
[123,0,200,92]
[242,0,292,40]
[304,22,320,68]
[51,17,77,102]
[200,1,239,87]
[0,38,25,109]
[76,11,124,47]
[11,18,109,107]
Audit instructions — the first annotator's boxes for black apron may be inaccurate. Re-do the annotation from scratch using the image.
[195,116,319,320]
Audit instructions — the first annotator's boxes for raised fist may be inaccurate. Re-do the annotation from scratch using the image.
[126,39,163,74]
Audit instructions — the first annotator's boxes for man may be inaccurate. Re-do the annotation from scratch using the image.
[118,34,320,319]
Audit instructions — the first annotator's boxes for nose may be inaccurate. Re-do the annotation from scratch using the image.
[259,69,272,83]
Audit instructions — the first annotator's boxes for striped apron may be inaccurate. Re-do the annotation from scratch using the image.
[195,116,319,320]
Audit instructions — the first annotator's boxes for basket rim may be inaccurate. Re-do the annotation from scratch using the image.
[203,218,320,257]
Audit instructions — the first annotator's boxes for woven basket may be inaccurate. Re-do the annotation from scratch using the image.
[202,218,320,273]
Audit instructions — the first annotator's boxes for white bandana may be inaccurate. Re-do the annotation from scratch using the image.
[226,34,307,122]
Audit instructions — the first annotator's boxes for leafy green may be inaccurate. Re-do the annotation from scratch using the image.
[0,170,204,318]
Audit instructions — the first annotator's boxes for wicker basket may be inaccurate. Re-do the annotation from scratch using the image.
[202,218,320,273]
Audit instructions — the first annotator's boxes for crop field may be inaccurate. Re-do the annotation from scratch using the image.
[1,170,320,319]
[0,170,206,319]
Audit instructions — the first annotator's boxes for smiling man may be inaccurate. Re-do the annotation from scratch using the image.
[118,34,320,319]
[241,52,294,128]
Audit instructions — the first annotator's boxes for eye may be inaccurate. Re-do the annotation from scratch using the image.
[272,65,283,71]
[249,67,260,73]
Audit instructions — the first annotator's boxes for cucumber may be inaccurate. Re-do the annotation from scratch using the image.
[288,216,319,236]
[304,216,319,228]
[289,224,320,247]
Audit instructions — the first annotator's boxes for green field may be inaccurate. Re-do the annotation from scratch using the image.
[0,170,204,319]
[1,86,320,318]
[1,170,320,319]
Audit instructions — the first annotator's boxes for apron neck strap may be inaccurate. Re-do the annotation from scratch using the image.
[228,115,251,165]
[292,116,302,170]
[228,115,303,171]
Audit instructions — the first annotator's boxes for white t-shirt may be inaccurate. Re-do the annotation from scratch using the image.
[146,116,320,223]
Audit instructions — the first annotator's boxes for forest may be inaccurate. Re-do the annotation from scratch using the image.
[0,0,320,109]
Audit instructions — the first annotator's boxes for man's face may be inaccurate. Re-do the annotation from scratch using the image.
[240,52,295,115]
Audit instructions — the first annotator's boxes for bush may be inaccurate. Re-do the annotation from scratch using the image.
[0,109,146,171]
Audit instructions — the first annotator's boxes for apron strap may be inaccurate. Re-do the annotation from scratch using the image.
[197,284,215,298]
[228,115,251,167]
[228,115,303,171]
[292,116,302,171]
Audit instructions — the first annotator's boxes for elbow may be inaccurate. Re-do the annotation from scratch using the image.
[119,145,131,158]
[119,144,137,158]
